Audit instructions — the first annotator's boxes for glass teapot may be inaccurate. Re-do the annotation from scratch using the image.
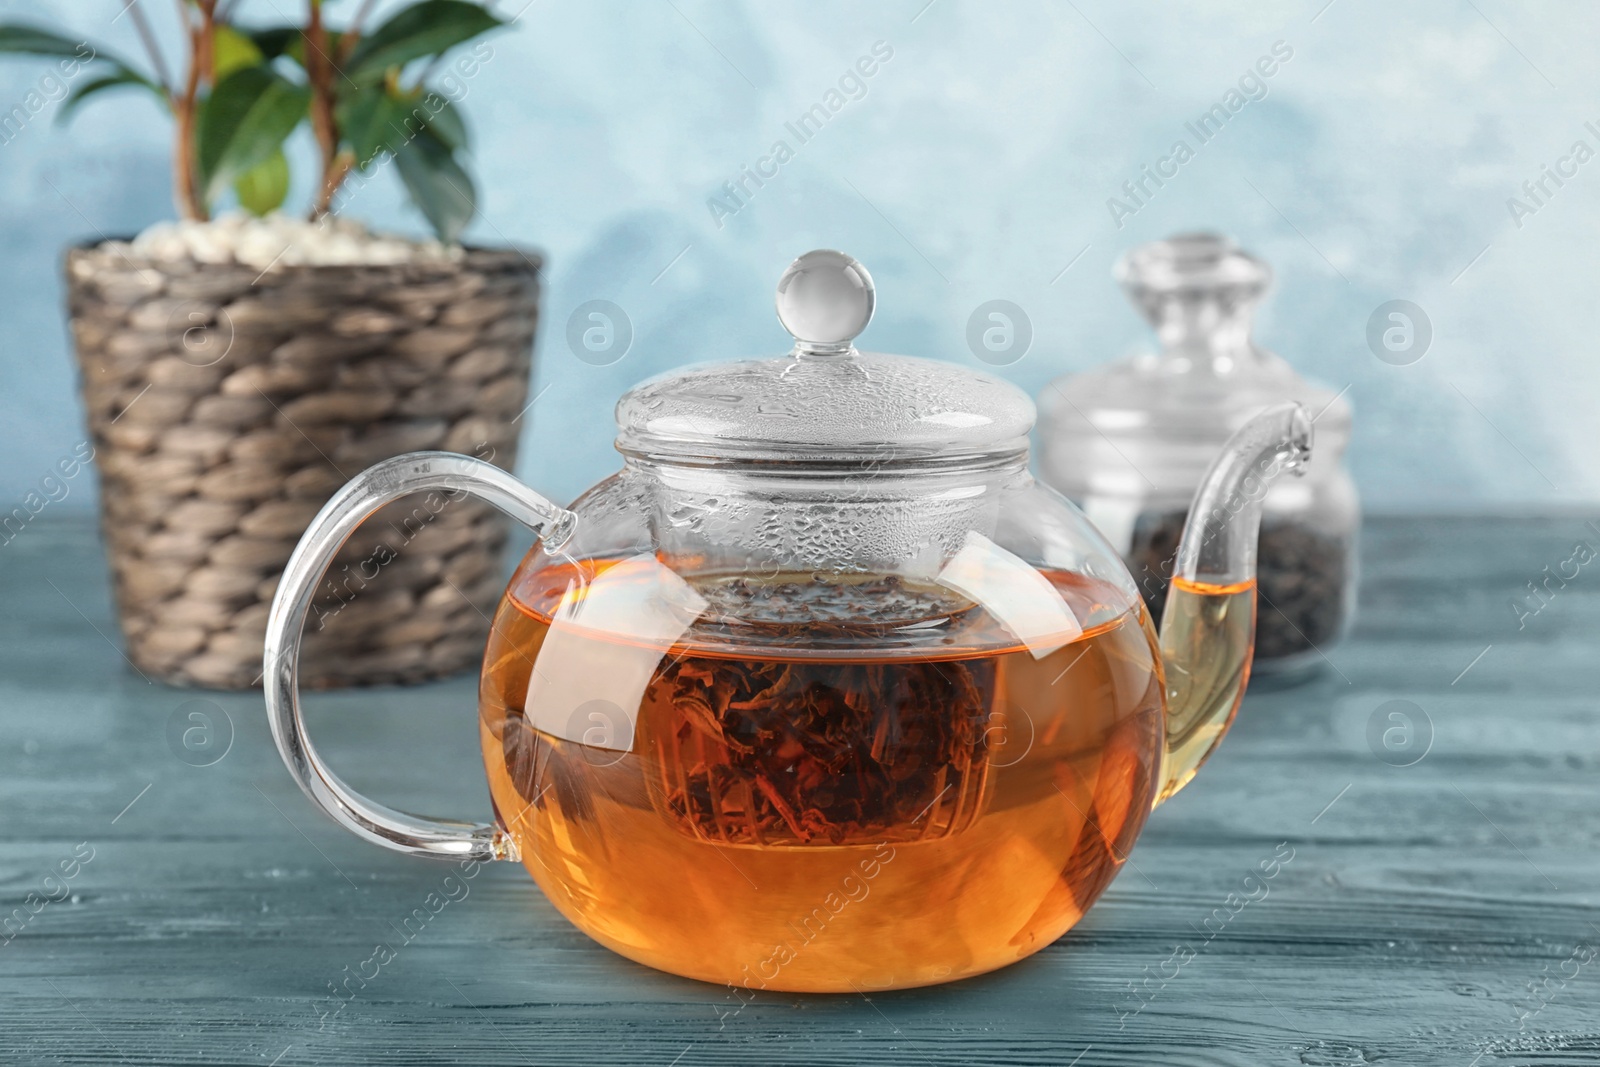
[265,250,1312,993]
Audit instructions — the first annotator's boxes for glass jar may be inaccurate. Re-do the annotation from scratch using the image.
[1038,233,1358,678]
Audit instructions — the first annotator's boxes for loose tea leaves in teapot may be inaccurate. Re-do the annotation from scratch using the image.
[497,569,997,847]
[655,574,989,846]
[652,634,993,847]
[655,653,991,844]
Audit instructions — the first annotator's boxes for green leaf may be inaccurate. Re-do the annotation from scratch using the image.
[56,69,165,125]
[234,147,290,215]
[0,24,163,124]
[197,66,310,204]
[212,25,265,81]
[336,87,464,169]
[419,93,466,150]
[0,24,152,95]
[394,129,474,243]
[245,27,345,70]
[346,1,503,84]
[247,27,299,61]
[336,90,406,168]
[0,24,107,59]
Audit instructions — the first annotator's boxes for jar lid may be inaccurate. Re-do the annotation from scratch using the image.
[1038,232,1350,497]
[1115,230,1272,307]
[615,250,1035,466]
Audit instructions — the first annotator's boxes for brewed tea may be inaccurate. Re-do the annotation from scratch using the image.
[479,557,1167,991]
[1155,576,1255,803]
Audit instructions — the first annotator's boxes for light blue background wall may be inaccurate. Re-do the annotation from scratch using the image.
[1,0,1595,514]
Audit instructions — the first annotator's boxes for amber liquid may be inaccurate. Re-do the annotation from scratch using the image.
[1156,576,1256,803]
[480,557,1165,991]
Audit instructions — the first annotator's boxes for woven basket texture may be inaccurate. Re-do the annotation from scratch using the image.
[66,243,541,689]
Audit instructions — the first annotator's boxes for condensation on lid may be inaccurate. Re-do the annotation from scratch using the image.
[614,250,1036,464]
[616,349,1035,462]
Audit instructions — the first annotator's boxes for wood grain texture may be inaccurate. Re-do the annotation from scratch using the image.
[1,513,1597,1066]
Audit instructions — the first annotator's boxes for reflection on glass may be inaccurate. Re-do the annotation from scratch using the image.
[936,531,1083,659]
[525,553,707,750]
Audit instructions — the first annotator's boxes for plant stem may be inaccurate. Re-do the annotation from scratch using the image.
[304,0,343,218]
[339,0,380,64]
[172,0,216,221]
[197,4,215,87]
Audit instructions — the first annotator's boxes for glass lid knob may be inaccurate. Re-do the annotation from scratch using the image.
[775,249,876,354]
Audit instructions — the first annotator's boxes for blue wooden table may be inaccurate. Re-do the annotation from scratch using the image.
[2,514,1596,1065]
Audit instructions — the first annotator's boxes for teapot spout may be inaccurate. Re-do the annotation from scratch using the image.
[1154,402,1313,805]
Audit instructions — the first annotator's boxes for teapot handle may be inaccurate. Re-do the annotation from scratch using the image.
[263,451,576,862]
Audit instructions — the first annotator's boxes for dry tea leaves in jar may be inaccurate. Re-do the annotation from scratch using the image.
[1127,510,1350,662]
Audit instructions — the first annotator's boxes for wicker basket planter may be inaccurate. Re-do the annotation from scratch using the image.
[66,242,541,689]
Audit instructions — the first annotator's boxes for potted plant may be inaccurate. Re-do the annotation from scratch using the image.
[1,1,542,689]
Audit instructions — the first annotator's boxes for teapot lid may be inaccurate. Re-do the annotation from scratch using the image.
[614,250,1035,466]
